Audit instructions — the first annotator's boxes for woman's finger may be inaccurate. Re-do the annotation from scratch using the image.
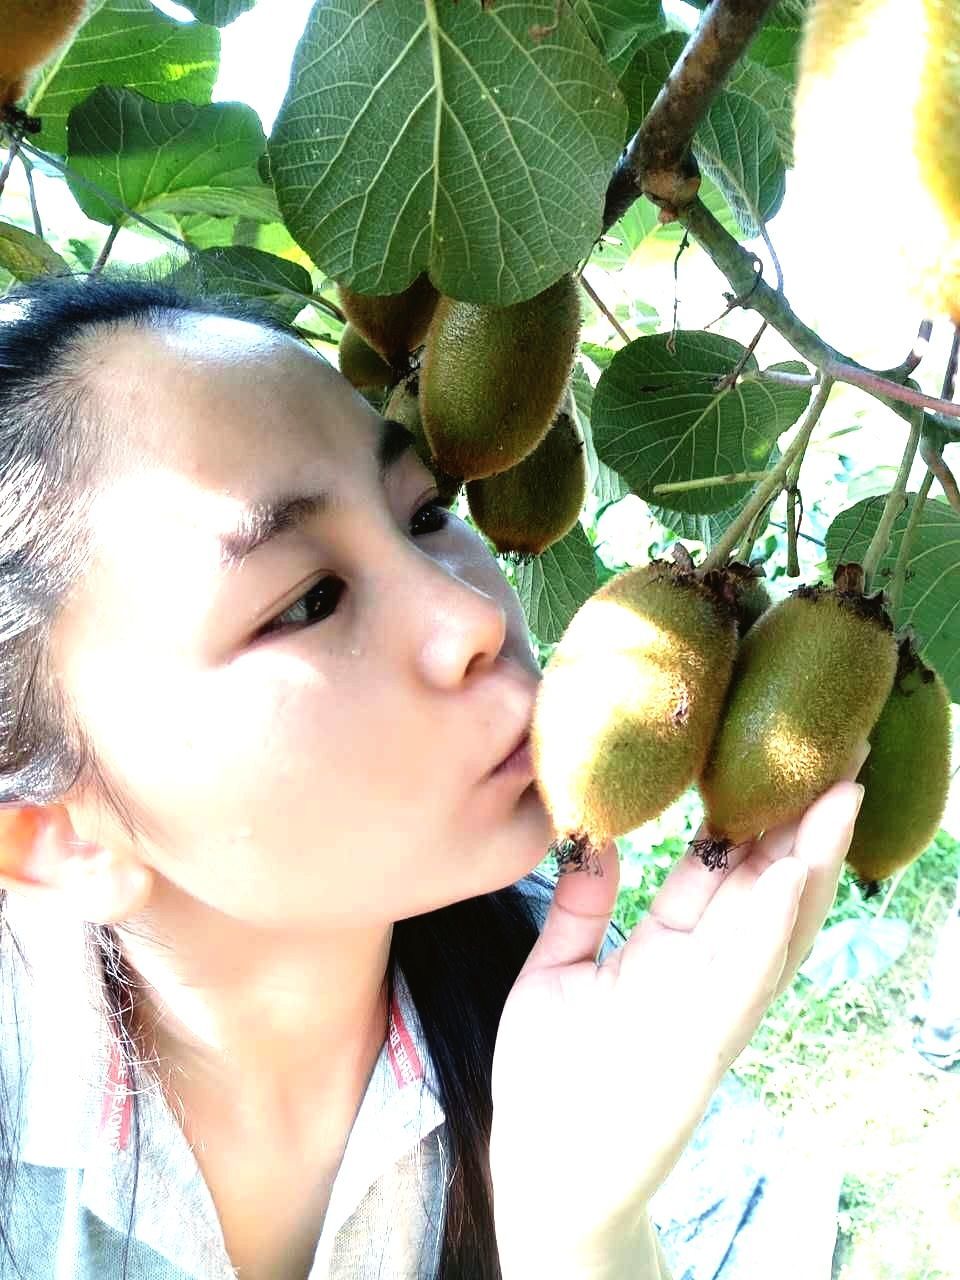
[519,839,620,973]
[698,855,809,1067]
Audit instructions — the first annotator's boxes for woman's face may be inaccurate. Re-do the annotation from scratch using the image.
[53,312,555,928]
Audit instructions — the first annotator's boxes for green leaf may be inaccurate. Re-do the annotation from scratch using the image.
[747,0,807,84]
[25,0,220,156]
[0,222,69,280]
[165,247,314,324]
[696,89,786,234]
[571,362,632,510]
[66,87,279,227]
[178,0,257,24]
[268,0,627,305]
[588,198,660,270]
[515,522,598,645]
[825,495,960,704]
[647,503,741,547]
[591,332,810,514]
[726,55,796,167]
[573,0,667,77]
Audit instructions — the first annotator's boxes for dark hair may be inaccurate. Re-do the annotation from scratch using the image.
[0,267,547,1279]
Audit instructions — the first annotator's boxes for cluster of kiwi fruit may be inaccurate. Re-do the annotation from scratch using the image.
[531,551,952,896]
[335,270,587,559]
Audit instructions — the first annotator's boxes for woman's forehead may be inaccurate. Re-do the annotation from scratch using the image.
[70,315,381,595]
[84,313,373,476]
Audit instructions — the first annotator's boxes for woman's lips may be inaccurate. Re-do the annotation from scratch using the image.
[489,731,534,779]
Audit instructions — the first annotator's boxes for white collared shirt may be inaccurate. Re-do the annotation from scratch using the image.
[0,871,625,1279]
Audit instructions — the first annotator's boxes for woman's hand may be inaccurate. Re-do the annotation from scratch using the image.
[490,745,869,1266]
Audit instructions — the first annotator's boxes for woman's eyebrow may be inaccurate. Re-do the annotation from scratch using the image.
[217,417,416,570]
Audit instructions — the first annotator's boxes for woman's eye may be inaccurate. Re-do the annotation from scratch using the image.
[256,497,452,637]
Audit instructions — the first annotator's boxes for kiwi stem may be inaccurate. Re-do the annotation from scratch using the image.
[578,272,632,344]
[888,469,935,617]
[701,376,835,572]
[862,410,923,591]
[653,470,770,495]
[736,496,775,564]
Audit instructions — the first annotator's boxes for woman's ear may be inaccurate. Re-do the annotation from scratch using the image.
[0,804,152,924]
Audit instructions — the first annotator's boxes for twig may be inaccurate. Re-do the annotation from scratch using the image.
[884,318,933,380]
[653,470,770,495]
[737,496,776,562]
[578,272,632,344]
[757,221,784,294]
[768,519,824,548]
[716,318,767,390]
[785,460,802,577]
[701,376,835,571]
[919,436,960,512]
[21,155,43,239]
[0,133,22,200]
[668,230,690,353]
[943,325,960,404]
[823,361,960,421]
[668,198,960,444]
[888,470,934,618]
[89,224,120,277]
[861,410,922,590]
[603,0,779,224]
[756,368,817,389]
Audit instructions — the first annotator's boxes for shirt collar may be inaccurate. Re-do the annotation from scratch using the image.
[1,891,442,1170]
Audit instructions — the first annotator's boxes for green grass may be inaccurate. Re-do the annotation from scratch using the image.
[541,798,960,1279]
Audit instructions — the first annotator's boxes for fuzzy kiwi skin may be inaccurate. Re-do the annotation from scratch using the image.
[465,389,586,557]
[383,375,461,507]
[420,273,583,482]
[336,273,440,369]
[338,323,394,392]
[847,639,952,885]
[531,561,739,848]
[699,586,898,847]
[725,561,772,635]
[795,0,959,322]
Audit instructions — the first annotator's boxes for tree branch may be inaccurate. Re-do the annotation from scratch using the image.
[603,0,779,225]
[701,376,835,571]
[673,199,960,443]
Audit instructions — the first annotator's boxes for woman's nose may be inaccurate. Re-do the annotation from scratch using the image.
[387,536,510,688]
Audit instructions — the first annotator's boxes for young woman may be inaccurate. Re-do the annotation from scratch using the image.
[0,269,867,1280]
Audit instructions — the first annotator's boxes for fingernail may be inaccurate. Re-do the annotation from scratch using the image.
[852,783,866,818]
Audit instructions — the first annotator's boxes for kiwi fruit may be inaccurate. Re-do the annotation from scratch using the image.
[336,273,440,370]
[338,322,394,392]
[465,386,587,559]
[420,273,583,482]
[846,634,952,894]
[383,373,462,507]
[1,0,89,130]
[726,560,772,636]
[794,0,959,322]
[530,549,739,872]
[696,563,899,869]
